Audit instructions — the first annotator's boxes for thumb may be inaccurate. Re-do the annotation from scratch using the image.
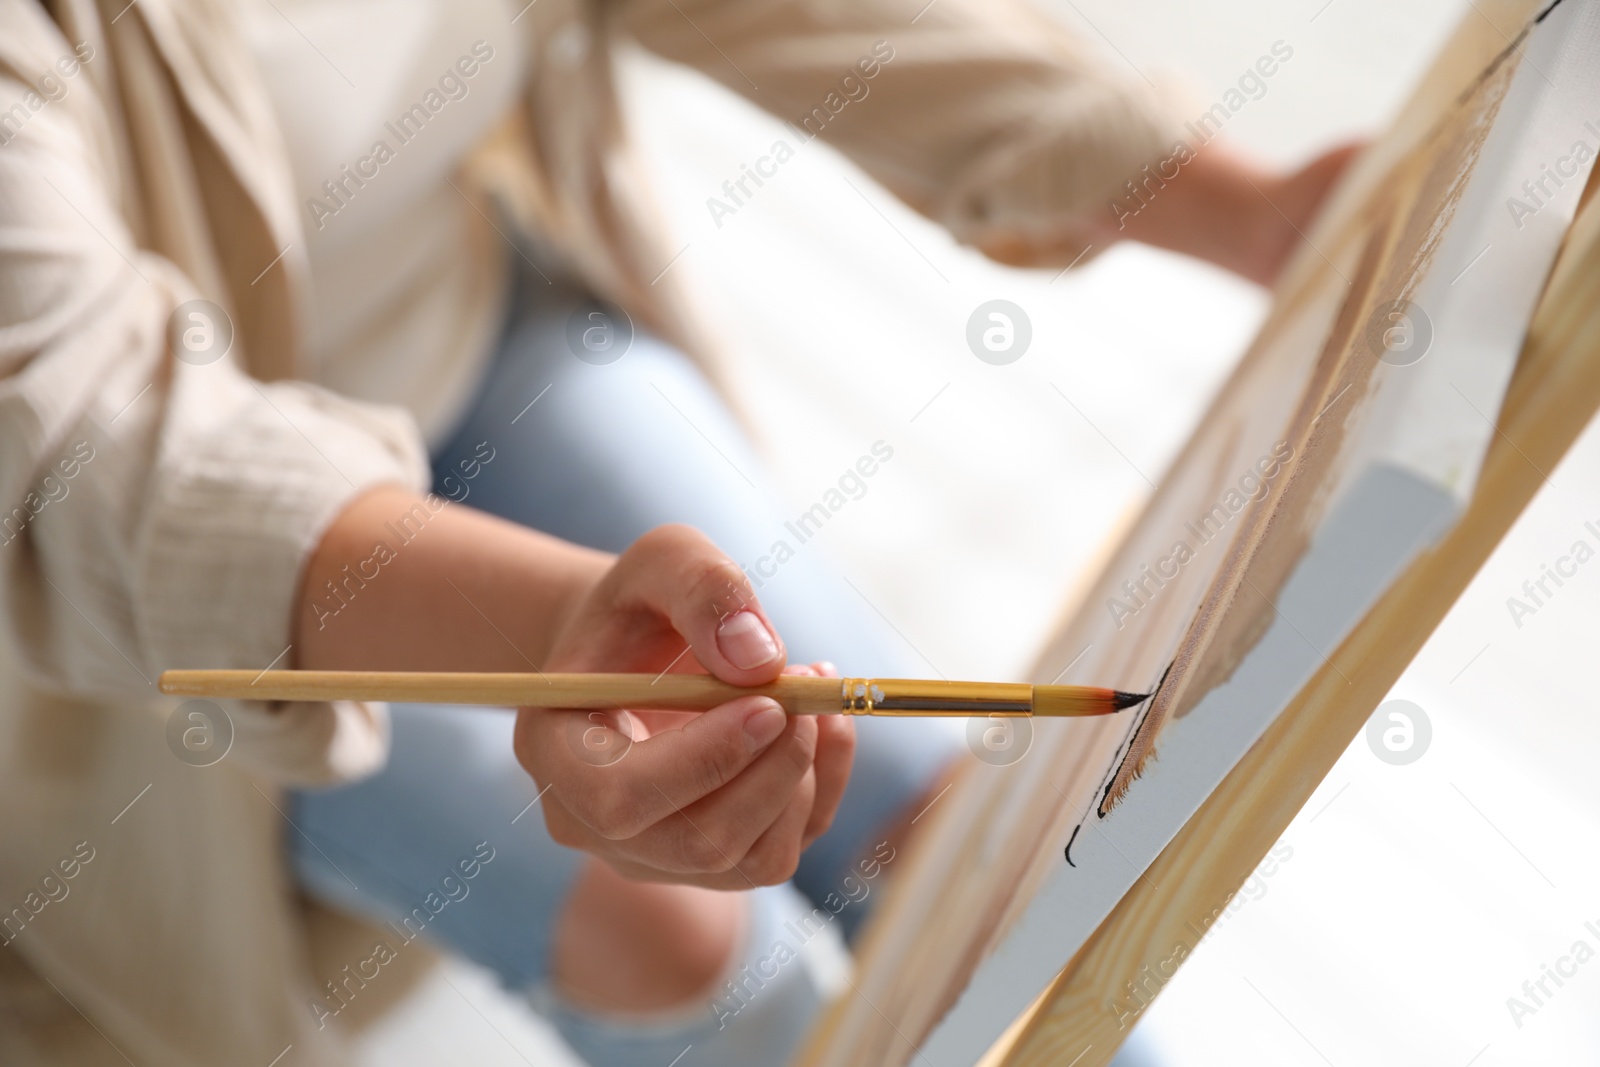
[604,524,787,684]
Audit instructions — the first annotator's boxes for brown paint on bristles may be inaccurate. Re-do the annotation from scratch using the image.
[1030,685,1148,718]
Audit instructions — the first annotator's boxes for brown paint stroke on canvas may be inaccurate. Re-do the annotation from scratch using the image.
[1096,40,1524,816]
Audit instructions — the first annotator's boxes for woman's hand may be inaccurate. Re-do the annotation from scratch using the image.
[513,524,857,889]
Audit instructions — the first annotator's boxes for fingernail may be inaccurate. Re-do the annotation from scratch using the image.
[743,699,787,752]
[717,611,780,670]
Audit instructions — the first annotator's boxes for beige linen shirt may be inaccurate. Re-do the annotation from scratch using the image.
[0,0,1176,1062]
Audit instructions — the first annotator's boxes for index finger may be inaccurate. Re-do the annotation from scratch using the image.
[601,525,786,685]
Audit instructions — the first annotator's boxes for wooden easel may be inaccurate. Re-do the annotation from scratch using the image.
[796,1,1600,1063]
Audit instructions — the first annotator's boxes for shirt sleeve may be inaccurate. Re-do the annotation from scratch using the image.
[0,46,428,785]
[615,0,1182,254]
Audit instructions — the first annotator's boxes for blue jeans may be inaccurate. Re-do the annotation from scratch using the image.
[289,271,960,994]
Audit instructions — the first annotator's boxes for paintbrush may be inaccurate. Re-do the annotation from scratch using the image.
[157,670,1148,718]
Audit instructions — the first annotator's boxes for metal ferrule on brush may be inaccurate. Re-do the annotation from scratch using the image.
[839,678,1035,716]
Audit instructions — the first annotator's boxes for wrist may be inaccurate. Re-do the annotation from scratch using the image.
[293,486,609,672]
[542,549,611,660]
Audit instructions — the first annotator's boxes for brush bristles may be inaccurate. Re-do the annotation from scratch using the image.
[1032,686,1150,717]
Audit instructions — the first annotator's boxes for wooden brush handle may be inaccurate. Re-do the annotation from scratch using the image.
[159,670,846,714]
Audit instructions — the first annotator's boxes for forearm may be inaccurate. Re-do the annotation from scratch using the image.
[1093,143,1285,281]
[293,486,610,672]
[982,140,1361,285]
[975,143,1281,270]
